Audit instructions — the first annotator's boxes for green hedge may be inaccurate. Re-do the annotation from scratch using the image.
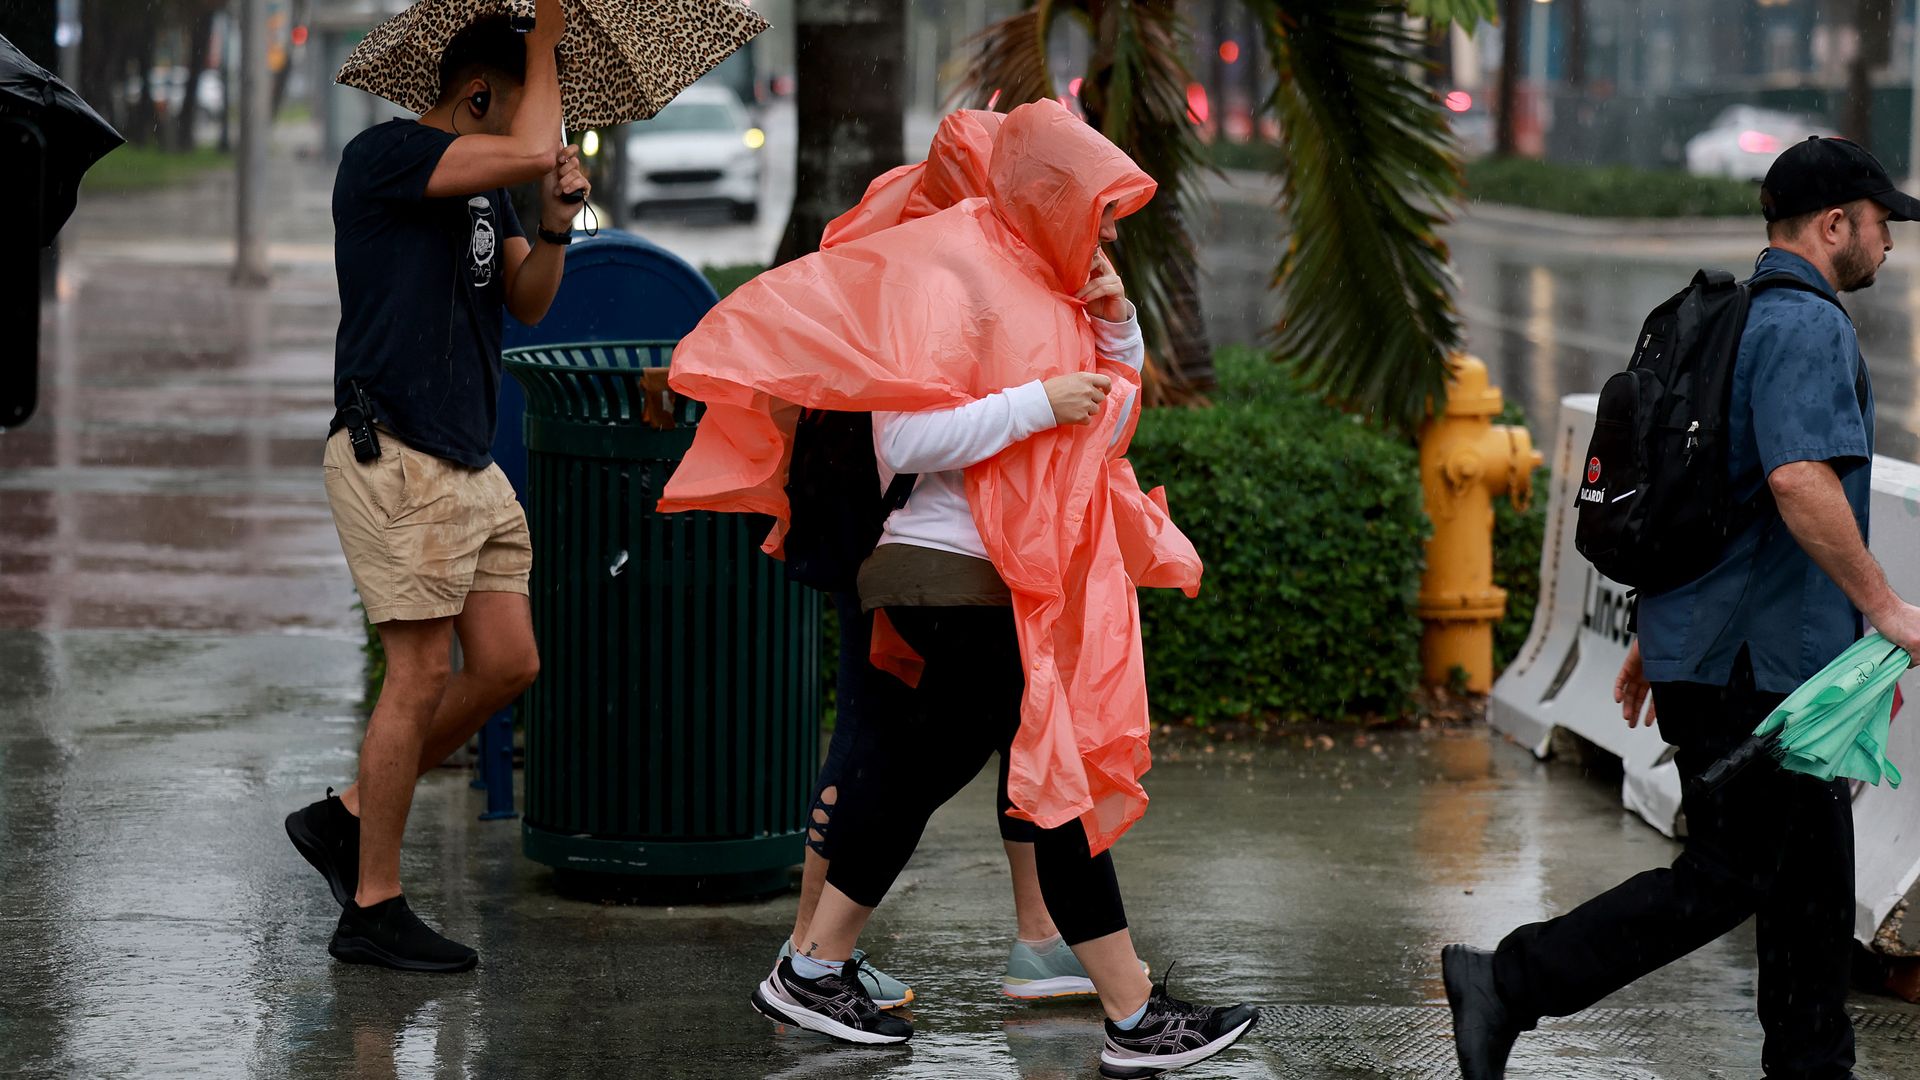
[1129,349,1430,723]
[702,263,765,299]
[1492,404,1550,672]
[81,146,230,194]
[1209,138,1286,174]
[1464,157,1756,218]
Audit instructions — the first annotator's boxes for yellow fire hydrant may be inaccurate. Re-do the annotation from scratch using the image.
[1417,355,1542,693]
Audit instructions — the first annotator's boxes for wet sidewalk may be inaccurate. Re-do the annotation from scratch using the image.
[7,182,1920,1080]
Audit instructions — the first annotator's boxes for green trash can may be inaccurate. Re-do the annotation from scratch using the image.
[503,341,820,901]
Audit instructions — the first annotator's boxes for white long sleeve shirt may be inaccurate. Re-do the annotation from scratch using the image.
[872,305,1146,560]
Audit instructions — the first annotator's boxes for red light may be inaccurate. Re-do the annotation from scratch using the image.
[987,88,1002,111]
[1219,41,1240,64]
[290,24,308,46]
[1068,77,1083,97]
[1186,83,1209,125]
[1444,90,1472,113]
[1738,130,1782,155]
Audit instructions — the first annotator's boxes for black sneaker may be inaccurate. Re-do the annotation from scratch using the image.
[328,895,477,974]
[1098,969,1260,1079]
[750,956,913,1045]
[285,788,359,907]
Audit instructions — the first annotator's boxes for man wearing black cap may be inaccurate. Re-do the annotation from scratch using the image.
[1441,136,1920,1080]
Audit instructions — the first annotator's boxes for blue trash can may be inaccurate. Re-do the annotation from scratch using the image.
[496,230,721,498]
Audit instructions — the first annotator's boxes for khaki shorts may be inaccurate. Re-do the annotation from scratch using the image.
[323,428,531,623]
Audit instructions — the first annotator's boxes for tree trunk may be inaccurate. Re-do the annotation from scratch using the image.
[774,0,906,267]
[1143,230,1213,404]
[219,11,233,154]
[177,10,216,152]
[1496,0,1522,157]
[132,31,158,147]
[1843,0,1893,147]
[1565,0,1586,88]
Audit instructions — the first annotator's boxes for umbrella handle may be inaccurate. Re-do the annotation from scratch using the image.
[1696,732,1778,793]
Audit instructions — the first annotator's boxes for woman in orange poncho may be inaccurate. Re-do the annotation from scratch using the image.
[662,101,1258,1069]
[781,107,1122,1014]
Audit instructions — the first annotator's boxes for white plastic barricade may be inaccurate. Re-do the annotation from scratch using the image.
[1491,394,1920,944]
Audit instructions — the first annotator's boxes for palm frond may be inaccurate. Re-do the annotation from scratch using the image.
[1404,0,1499,29]
[1084,0,1215,400]
[1254,0,1464,432]
[950,7,1056,110]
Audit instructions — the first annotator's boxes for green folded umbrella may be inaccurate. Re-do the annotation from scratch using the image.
[1701,633,1907,790]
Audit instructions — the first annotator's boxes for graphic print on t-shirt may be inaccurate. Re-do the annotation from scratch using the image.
[467,196,496,287]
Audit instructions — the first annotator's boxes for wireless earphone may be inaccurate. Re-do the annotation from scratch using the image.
[451,84,490,136]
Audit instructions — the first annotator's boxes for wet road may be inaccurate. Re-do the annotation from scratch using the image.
[1198,186,1920,462]
[10,153,1920,1077]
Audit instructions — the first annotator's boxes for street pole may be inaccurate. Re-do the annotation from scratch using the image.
[233,0,271,287]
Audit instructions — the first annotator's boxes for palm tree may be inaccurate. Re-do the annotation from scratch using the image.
[959,0,1494,428]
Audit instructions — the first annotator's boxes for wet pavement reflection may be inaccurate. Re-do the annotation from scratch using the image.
[7,177,1920,1077]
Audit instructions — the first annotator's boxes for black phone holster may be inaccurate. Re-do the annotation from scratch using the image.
[341,381,382,463]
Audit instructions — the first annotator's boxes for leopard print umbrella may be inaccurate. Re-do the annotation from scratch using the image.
[336,0,768,129]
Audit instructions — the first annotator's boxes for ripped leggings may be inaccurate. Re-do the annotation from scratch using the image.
[819,605,1128,946]
[806,591,1037,859]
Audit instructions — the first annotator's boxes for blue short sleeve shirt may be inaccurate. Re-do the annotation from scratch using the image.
[1636,249,1874,693]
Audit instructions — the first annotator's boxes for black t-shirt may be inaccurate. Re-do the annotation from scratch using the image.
[330,119,524,468]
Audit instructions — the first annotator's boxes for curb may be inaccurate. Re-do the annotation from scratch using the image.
[1206,167,1758,239]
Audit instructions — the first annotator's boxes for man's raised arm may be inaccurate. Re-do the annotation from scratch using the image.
[426,0,566,196]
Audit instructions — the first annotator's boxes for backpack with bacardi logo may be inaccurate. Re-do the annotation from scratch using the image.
[1574,269,1840,594]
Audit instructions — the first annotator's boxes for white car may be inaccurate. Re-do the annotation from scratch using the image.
[625,84,764,222]
[1685,106,1841,182]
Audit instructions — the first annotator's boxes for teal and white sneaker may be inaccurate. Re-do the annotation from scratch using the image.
[776,938,914,1009]
[1001,937,1149,1000]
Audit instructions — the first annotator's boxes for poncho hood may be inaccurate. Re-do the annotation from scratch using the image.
[820,109,1004,249]
[989,99,1155,293]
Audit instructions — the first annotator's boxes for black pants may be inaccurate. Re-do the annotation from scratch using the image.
[808,593,1037,859]
[1493,667,1856,1079]
[823,605,1128,946]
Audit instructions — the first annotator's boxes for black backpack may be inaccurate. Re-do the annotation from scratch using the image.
[782,409,916,593]
[1575,269,1845,595]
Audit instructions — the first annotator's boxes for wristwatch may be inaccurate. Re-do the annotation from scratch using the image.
[537,224,573,246]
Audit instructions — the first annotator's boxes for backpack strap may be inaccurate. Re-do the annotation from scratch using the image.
[881,471,917,512]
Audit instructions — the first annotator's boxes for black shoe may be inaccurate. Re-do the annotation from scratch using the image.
[328,895,477,973]
[1098,968,1260,1079]
[1442,944,1521,1080]
[285,788,359,907]
[751,956,913,1045]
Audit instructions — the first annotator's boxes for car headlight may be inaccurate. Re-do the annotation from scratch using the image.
[743,127,765,151]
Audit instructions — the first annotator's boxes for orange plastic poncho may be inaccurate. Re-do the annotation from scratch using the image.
[818,109,1003,249]
[658,100,1202,853]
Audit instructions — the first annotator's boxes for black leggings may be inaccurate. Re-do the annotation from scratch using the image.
[807,593,1036,859]
[823,605,1128,946]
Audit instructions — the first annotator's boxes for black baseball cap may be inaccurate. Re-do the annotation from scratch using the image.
[1761,136,1920,222]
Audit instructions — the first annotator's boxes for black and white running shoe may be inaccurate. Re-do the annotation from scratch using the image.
[1098,970,1260,1079]
[751,956,913,1045]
